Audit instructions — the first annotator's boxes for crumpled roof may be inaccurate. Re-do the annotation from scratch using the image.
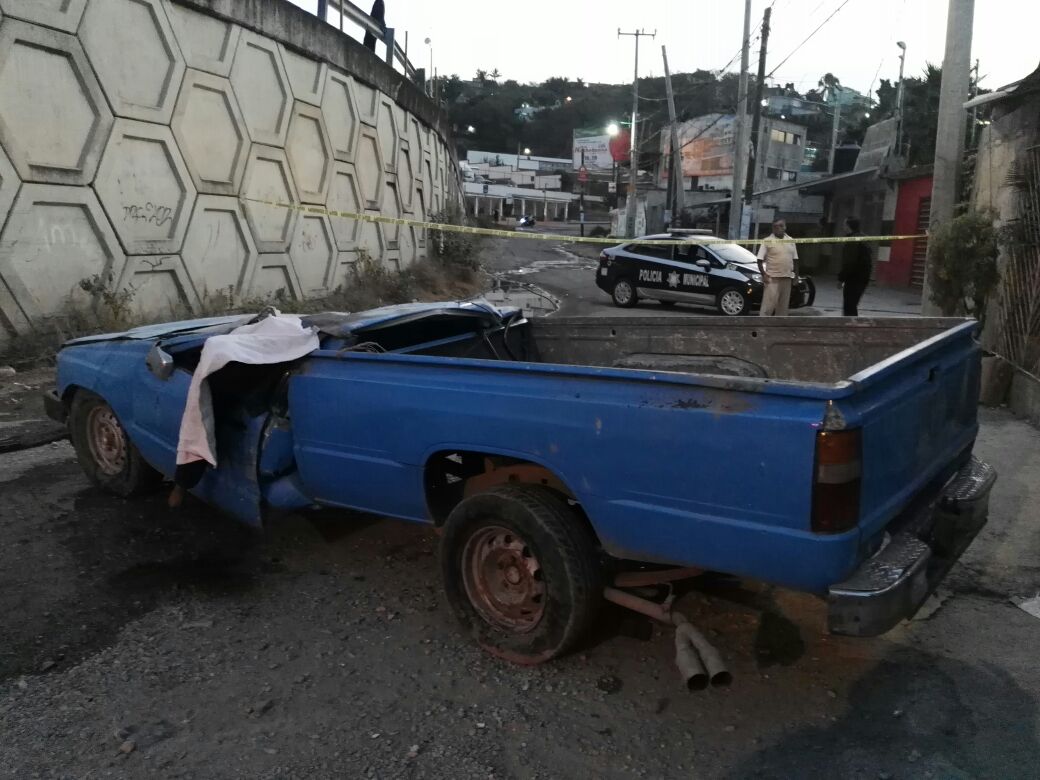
[301,299,519,338]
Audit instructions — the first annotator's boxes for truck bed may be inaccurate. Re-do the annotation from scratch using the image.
[530,316,969,385]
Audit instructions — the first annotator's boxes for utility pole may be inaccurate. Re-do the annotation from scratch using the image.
[922,0,974,315]
[662,46,685,225]
[969,58,980,147]
[828,99,842,174]
[579,148,586,237]
[619,28,655,237]
[728,0,753,240]
[744,6,771,225]
[895,41,907,157]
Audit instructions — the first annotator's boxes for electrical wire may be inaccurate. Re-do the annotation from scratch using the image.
[765,0,856,81]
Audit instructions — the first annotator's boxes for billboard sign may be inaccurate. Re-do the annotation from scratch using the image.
[661,114,736,179]
[573,128,614,171]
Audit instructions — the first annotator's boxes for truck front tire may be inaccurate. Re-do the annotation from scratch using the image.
[440,485,603,664]
[69,390,161,497]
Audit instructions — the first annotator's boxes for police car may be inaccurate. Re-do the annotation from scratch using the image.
[595,229,815,315]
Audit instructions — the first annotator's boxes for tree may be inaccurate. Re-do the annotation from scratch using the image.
[440,74,465,104]
[818,72,841,99]
[489,68,501,83]
[927,210,999,319]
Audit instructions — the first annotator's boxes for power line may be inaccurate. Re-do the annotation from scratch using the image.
[766,0,856,81]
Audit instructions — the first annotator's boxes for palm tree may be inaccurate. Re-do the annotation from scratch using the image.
[489,68,501,83]
[818,72,842,101]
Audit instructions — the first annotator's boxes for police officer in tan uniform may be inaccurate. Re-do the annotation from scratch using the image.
[756,217,798,316]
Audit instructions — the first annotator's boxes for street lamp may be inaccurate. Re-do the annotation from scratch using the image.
[424,37,433,98]
[606,122,620,136]
[565,96,572,102]
[523,147,531,155]
[895,41,907,156]
[466,125,475,133]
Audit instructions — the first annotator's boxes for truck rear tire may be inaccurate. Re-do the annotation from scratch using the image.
[69,390,162,497]
[440,485,603,664]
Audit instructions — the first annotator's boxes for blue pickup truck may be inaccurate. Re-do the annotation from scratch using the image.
[46,302,995,664]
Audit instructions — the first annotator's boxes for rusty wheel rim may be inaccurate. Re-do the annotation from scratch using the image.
[461,526,545,633]
[86,406,127,477]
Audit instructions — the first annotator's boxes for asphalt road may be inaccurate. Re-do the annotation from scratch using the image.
[480,228,923,319]
[1,240,1037,778]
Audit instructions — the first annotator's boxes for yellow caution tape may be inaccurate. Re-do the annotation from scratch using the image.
[240,197,926,246]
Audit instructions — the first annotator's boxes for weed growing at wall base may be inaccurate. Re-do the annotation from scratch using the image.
[0,256,485,367]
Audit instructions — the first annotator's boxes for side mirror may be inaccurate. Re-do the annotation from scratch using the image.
[694,258,711,269]
[146,342,175,381]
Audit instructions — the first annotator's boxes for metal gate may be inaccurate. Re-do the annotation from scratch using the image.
[909,196,931,289]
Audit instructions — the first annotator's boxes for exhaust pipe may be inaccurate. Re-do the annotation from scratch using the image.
[603,587,730,689]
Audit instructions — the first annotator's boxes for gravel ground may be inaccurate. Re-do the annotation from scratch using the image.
[1,407,1039,779]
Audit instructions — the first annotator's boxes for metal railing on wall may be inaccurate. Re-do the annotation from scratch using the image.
[312,0,418,82]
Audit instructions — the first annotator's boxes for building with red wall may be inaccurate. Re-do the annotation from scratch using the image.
[877,166,933,288]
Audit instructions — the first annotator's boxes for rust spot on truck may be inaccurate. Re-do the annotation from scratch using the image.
[672,398,711,410]
[669,391,754,414]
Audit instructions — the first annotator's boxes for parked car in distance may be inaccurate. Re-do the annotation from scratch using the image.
[596,229,816,315]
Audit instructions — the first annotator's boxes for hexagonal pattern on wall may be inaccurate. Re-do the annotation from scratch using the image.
[354,130,384,211]
[286,103,333,205]
[0,184,127,328]
[79,0,186,125]
[95,119,197,255]
[398,225,416,268]
[240,144,299,253]
[397,146,415,213]
[415,187,427,248]
[354,80,379,126]
[375,101,398,174]
[322,70,359,162]
[356,218,384,260]
[327,162,361,251]
[248,253,303,301]
[118,254,199,316]
[163,0,241,78]
[382,182,401,249]
[280,45,327,107]
[289,213,334,294]
[408,119,423,176]
[171,69,248,196]
[180,195,257,300]
[0,0,88,34]
[0,21,113,185]
[0,143,19,232]
[230,31,291,147]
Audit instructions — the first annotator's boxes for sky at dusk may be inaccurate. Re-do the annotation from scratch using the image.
[288,0,1037,98]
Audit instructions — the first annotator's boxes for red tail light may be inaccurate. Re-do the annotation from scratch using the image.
[811,429,862,534]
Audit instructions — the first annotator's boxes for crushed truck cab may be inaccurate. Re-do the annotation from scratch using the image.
[48,303,995,663]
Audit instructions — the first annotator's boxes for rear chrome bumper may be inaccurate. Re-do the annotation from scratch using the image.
[828,456,996,636]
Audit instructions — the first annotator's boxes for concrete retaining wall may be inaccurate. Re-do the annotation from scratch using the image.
[0,0,460,344]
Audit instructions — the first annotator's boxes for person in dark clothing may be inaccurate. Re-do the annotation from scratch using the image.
[363,0,386,52]
[838,217,872,316]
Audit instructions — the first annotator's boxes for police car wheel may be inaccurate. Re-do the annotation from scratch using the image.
[611,278,638,308]
[440,485,603,664]
[717,287,749,316]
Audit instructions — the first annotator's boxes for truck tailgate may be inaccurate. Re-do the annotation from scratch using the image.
[843,320,981,542]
